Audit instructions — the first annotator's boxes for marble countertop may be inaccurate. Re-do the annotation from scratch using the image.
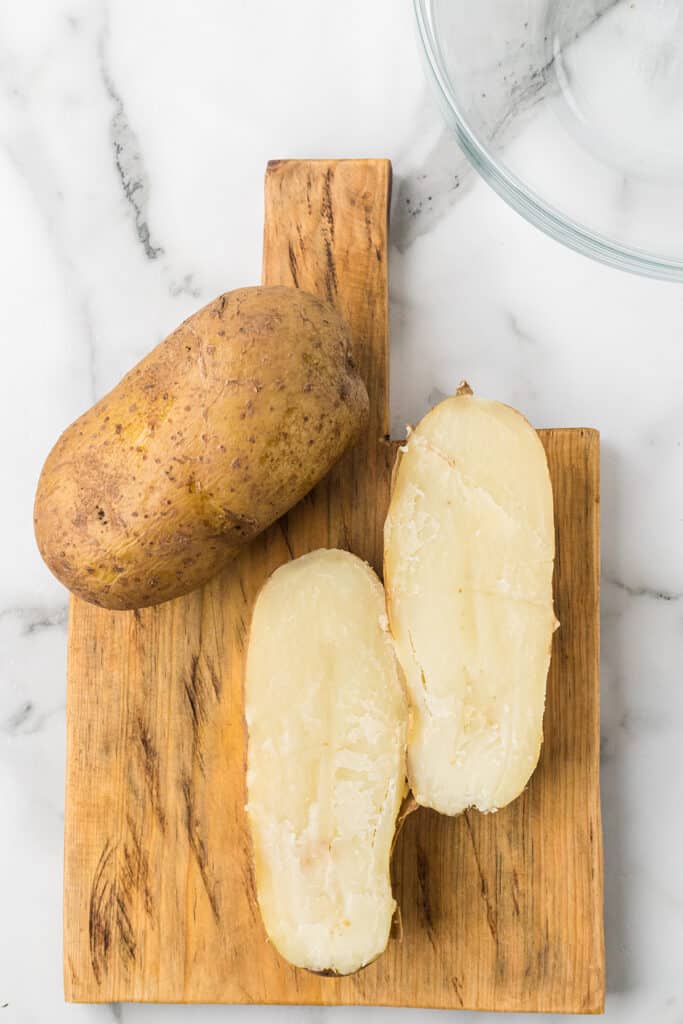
[2,1,682,1021]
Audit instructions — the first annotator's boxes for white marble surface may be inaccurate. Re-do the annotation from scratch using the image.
[2,1,683,1021]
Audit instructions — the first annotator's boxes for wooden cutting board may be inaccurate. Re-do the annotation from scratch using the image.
[64,158,604,1013]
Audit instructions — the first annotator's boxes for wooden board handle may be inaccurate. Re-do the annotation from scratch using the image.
[262,158,391,440]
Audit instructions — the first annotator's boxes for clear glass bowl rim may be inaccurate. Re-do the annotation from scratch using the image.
[414,0,683,282]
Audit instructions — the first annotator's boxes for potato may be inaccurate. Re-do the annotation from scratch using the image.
[384,384,558,815]
[34,286,368,609]
[245,549,407,976]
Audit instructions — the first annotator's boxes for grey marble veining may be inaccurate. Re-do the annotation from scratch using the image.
[99,17,163,262]
[1,1,683,1021]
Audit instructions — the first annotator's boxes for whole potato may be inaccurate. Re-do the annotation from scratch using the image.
[34,286,369,609]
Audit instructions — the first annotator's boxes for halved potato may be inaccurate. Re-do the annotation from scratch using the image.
[384,386,558,816]
[245,549,407,975]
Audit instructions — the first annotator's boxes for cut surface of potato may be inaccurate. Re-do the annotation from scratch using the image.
[245,549,407,975]
[384,390,557,816]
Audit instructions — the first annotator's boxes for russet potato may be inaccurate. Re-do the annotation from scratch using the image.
[34,286,368,609]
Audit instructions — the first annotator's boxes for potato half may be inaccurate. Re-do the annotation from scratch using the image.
[384,386,558,815]
[34,286,368,609]
[245,549,407,975]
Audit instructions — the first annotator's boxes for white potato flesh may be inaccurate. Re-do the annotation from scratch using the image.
[384,392,557,816]
[245,549,407,975]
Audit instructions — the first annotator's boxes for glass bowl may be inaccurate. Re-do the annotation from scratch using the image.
[415,0,683,281]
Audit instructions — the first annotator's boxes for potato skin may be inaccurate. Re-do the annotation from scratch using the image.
[34,286,369,609]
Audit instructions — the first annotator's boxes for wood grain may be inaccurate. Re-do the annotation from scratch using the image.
[64,159,604,1012]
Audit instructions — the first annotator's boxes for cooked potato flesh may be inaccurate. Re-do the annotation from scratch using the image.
[246,549,407,975]
[384,394,557,815]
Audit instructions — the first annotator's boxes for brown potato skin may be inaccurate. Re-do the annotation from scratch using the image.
[34,286,369,609]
